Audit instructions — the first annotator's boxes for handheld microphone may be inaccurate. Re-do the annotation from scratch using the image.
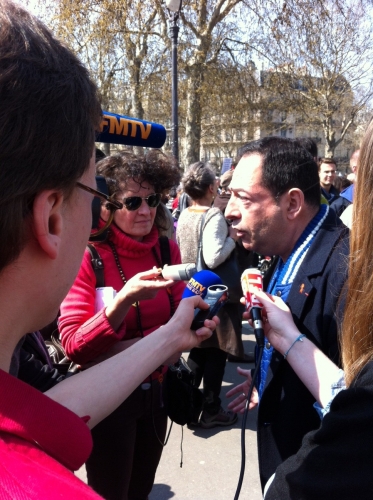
[161,263,197,281]
[97,111,166,148]
[182,270,222,299]
[191,285,228,330]
[182,270,225,329]
[241,269,265,348]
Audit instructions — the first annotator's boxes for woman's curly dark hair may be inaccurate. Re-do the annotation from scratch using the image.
[96,149,181,231]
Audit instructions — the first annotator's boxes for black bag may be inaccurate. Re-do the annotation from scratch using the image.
[45,329,80,376]
[171,192,190,220]
[196,210,242,303]
[164,357,204,426]
[152,241,204,451]
[153,242,204,427]
[41,244,104,374]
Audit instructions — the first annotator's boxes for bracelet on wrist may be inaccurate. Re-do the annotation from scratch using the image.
[283,334,306,359]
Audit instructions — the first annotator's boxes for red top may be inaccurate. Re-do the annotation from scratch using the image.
[59,224,185,365]
[0,369,101,499]
[172,197,179,210]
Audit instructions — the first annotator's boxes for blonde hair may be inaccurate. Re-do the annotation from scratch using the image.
[342,120,373,385]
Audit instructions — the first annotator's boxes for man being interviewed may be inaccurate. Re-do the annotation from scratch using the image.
[225,137,349,490]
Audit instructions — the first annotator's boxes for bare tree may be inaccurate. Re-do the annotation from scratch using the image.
[36,1,267,164]
[158,0,254,166]
[198,58,262,163]
[51,0,170,154]
[252,0,373,157]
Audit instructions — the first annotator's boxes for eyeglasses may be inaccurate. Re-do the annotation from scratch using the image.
[121,193,162,211]
[76,181,123,237]
[76,182,123,211]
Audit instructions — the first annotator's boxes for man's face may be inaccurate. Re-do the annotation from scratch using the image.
[319,162,336,190]
[350,151,360,174]
[225,154,291,258]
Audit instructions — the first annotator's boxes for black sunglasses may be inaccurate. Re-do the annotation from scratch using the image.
[76,181,123,237]
[121,193,162,211]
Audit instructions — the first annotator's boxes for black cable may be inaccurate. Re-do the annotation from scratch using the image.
[233,346,264,500]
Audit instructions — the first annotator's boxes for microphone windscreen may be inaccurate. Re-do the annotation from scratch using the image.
[182,270,222,299]
[97,111,166,148]
[241,268,263,309]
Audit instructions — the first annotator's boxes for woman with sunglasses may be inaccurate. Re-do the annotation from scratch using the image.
[59,150,183,500]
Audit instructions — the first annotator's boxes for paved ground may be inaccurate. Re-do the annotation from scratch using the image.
[76,323,262,500]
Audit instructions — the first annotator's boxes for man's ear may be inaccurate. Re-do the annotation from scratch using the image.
[286,188,304,220]
[32,190,64,259]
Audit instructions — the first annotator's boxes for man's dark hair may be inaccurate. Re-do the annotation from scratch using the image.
[0,0,102,270]
[295,137,318,159]
[237,137,320,208]
[318,157,337,170]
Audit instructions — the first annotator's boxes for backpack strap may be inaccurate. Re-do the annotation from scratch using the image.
[158,235,172,266]
[152,236,175,317]
[196,211,209,271]
[86,244,105,288]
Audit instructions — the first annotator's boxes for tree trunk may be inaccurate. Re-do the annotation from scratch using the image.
[184,65,203,166]
[322,118,335,158]
[102,143,111,156]
[129,61,145,155]
[324,143,335,158]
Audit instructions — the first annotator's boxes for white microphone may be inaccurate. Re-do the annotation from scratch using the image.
[161,263,198,281]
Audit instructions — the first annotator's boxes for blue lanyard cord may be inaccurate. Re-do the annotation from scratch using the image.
[268,204,329,293]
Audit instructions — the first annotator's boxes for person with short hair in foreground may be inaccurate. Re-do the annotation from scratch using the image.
[0,2,218,498]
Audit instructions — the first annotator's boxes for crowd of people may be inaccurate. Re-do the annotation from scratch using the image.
[1,1,373,499]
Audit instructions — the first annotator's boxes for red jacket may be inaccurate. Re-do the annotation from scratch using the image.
[0,369,101,499]
[59,224,185,365]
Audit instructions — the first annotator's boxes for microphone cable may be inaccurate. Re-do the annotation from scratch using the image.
[233,307,265,500]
